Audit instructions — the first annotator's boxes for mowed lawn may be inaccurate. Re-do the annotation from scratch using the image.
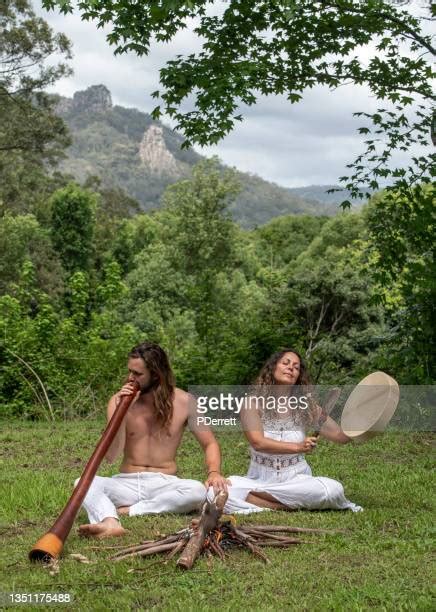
[0,420,434,611]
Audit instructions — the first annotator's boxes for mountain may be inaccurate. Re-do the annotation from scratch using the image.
[288,185,349,204]
[55,85,342,227]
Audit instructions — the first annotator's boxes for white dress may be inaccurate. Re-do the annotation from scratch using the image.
[220,411,362,515]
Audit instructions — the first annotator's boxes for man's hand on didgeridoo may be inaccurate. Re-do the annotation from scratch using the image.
[115,382,140,406]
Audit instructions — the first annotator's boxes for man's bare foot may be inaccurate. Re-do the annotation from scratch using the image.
[78,518,127,539]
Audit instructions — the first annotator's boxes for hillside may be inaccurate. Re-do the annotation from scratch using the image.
[288,185,348,204]
[55,85,341,227]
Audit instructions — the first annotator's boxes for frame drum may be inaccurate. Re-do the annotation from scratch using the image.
[341,371,400,443]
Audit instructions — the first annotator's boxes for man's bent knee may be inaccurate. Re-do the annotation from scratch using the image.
[185,480,207,507]
[73,475,105,493]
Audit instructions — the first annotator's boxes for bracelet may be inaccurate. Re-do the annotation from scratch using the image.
[207,470,219,476]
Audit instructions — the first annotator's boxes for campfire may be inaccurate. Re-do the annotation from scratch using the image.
[110,491,344,569]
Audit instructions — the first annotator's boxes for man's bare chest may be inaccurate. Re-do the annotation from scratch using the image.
[125,408,186,442]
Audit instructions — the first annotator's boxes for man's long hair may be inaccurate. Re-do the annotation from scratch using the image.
[128,341,175,431]
[255,348,317,426]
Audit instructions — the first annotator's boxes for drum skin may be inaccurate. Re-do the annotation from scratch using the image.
[341,372,400,443]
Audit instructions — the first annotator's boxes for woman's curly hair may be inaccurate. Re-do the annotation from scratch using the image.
[255,348,317,426]
[128,341,175,432]
[255,348,310,387]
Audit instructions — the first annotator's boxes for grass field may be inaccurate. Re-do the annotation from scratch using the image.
[0,421,434,611]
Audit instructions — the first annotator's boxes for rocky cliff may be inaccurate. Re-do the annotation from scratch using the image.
[139,125,184,176]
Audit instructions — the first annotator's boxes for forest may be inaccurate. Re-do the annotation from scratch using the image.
[1,1,434,420]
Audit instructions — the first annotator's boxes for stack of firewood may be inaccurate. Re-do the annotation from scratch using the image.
[110,492,344,569]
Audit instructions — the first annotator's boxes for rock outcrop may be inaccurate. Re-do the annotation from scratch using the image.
[72,85,113,113]
[139,124,181,175]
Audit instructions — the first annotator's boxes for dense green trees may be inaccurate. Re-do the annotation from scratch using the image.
[252,215,328,267]
[0,214,64,297]
[0,0,72,214]
[1,156,433,418]
[365,185,435,382]
[50,183,97,273]
[245,213,386,383]
[283,215,385,382]
[121,159,268,385]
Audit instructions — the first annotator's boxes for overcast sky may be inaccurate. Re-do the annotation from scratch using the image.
[38,1,428,189]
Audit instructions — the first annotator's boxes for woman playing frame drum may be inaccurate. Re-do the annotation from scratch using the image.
[217,349,362,514]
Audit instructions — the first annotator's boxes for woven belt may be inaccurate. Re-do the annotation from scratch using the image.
[251,452,304,470]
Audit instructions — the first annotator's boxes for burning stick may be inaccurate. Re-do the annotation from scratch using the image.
[177,490,228,569]
[208,534,226,561]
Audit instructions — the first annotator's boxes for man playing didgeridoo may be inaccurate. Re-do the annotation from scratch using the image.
[78,341,227,538]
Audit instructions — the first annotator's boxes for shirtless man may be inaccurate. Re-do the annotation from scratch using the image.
[78,341,227,538]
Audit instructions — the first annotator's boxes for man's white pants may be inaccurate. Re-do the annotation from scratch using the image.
[76,472,206,523]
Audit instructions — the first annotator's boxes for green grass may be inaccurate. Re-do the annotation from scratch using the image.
[0,421,434,611]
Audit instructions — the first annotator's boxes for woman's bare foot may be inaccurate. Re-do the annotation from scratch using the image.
[78,517,127,538]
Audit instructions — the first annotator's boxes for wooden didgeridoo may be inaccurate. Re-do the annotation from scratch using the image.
[29,381,140,562]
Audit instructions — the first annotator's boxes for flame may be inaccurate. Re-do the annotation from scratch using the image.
[203,525,235,550]
[221,514,237,526]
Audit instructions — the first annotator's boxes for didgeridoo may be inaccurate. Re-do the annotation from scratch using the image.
[29,381,140,562]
